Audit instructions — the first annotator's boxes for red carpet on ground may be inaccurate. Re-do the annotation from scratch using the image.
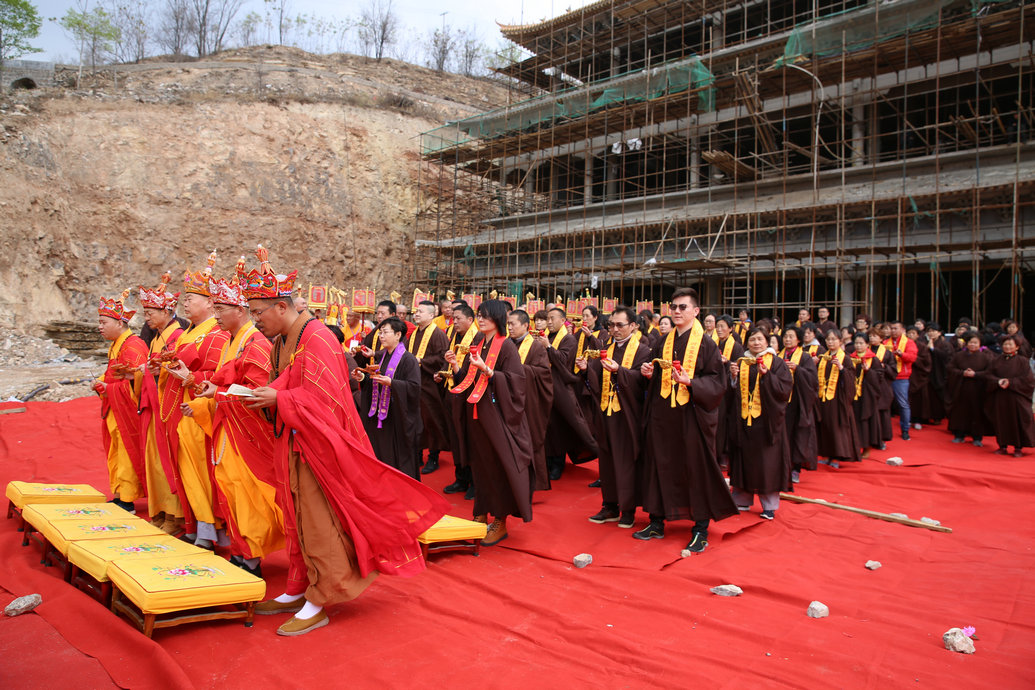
[1,398,1033,688]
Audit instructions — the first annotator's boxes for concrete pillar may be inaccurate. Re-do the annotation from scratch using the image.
[711,17,724,51]
[611,48,622,78]
[690,132,701,189]
[584,154,593,203]
[706,275,722,312]
[840,277,856,326]
[524,164,536,195]
[852,103,866,167]
[605,152,618,201]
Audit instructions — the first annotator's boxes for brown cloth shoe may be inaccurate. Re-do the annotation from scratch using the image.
[276,610,329,636]
[255,598,305,616]
[160,517,181,535]
[481,518,508,546]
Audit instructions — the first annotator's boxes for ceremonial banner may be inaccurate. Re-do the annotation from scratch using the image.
[308,285,328,309]
[352,288,375,314]
[602,298,617,314]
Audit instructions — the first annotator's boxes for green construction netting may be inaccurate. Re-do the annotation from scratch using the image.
[775,0,977,67]
[421,57,716,155]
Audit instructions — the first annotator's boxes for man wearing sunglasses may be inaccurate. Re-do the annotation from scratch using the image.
[637,288,738,554]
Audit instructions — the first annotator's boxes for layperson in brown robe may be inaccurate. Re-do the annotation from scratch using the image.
[636,288,738,554]
[780,326,819,483]
[985,335,1035,457]
[408,301,452,475]
[1004,321,1032,358]
[439,304,482,497]
[802,323,827,362]
[816,330,861,468]
[851,333,887,457]
[907,327,934,426]
[947,333,991,445]
[577,306,650,528]
[815,307,838,338]
[507,309,554,491]
[728,329,793,520]
[356,318,423,480]
[869,329,897,445]
[541,307,599,480]
[925,323,954,423]
[451,300,535,546]
[714,315,744,471]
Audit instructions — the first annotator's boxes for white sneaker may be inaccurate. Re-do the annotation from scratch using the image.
[913,423,922,430]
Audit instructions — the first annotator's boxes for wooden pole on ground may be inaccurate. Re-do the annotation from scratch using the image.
[780,493,952,533]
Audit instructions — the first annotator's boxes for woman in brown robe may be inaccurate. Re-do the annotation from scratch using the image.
[869,328,897,444]
[851,333,886,458]
[714,315,744,470]
[985,335,1035,457]
[780,326,818,483]
[728,328,792,520]
[452,300,535,546]
[816,330,861,468]
[947,333,991,446]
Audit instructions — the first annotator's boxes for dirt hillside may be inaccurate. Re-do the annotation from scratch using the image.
[0,45,508,341]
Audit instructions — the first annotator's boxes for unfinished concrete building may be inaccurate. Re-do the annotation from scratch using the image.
[416,0,1034,326]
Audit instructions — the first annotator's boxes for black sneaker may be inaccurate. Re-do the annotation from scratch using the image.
[109,498,136,514]
[230,556,263,578]
[588,507,620,524]
[588,479,602,488]
[901,431,911,441]
[951,436,965,444]
[632,522,664,540]
[684,532,708,553]
[443,481,468,494]
[421,457,439,475]
[760,510,775,520]
[464,485,475,500]
[618,512,635,528]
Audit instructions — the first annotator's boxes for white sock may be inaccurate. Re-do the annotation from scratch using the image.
[273,592,304,604]
[296,600,323,620]
[194,538,213,549]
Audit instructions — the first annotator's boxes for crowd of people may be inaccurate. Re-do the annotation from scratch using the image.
[91,246,1035,636]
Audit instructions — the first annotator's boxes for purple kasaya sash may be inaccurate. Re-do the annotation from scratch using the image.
[368,345,405,428]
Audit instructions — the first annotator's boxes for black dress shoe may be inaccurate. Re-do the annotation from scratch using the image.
[548,466,563,481]
[901,431,911,441]
[588,479,601,488]
[443,481,468,494]
[421,457,439,475]
[464,485,475,500]
[588,507,620,524]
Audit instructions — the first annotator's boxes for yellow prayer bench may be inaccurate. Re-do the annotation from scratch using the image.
[108,552,266,638]
[5,481,107,530]
[67,534,206,607]
[417,515,488,559]
[21,506,163,580]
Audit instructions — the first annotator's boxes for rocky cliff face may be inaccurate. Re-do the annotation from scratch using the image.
[0,46,507,334]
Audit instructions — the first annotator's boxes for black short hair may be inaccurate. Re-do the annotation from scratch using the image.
[801,320,817,332]
[453,304,475,320]
[548,307,566,318]
[510,309,530,325]
[611,306,637,326]
[326,324,345,343]
[744,326,767,342]
[582,305,600,319]
[638,309,655,321]
[717,314,735,328]
[671,287,699,307]
[418,300,437,309]
[452,299,469,308]
[478,300,509,334]
[377,300,397,313]
[533,310,548,322]
[378,317,407,337]
[783,326,803,343]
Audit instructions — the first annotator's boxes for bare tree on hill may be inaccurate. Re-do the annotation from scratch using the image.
[106,0,150,63]
[426,26,453,73]
[357,0,398,62]
[189,0,244,57]
[156,0,191,57]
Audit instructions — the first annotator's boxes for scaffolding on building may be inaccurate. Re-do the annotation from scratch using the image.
[415,0,1035,326]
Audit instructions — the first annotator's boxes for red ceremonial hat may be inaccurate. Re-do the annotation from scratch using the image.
[99,288,136,322]
[138,271,178,310]
[242,244,298,300]
[184,250,218,296]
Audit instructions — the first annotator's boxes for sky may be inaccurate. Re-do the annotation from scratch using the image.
[26,0,595,64]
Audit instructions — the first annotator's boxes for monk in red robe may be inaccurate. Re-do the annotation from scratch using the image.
[94,291,150,514]
[244,247,448,636]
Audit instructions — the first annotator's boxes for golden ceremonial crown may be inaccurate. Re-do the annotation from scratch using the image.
[242,244,298,300]
[99,288,136,322]
[183,250,218,296]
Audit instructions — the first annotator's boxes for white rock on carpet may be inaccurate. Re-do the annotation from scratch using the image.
[942,628,976,654]
[806,601,829,618]
[4,593,42,617]
[920,517,941,526]
[865,560,882,570]
[710,584,743,597]
[573,553,593,568]
[890,512,909,519]
[886,457,904,466]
